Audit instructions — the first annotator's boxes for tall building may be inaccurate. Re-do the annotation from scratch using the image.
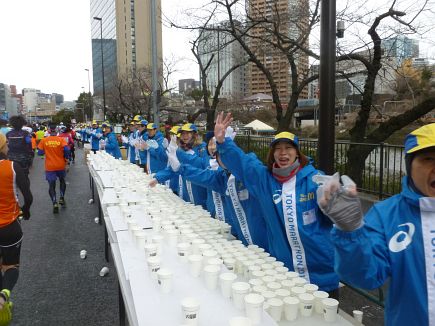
[198,21,247,101]
[90,0,163,96]
[179,79,199,95]
[246,0,309,101]
[382,36,419,64]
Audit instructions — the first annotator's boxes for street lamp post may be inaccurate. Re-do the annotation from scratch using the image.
[85,68,92,121]
[93,17,106,121]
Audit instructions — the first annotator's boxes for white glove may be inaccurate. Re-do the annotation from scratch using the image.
[99,139,106,150]
[121,135,129,144]
[146,139,159,149]
[96,133,103,139]
[225,126,236,140]
[167,151,180,172]
[162,138,169,149]
[168,135,178,152]
[313,172,363,232]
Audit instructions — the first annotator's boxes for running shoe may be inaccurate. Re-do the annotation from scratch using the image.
[53,203,59,214]
[59,197,66,207]
[0,289,12,326]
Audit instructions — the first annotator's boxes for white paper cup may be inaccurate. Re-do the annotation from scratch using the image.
[198,243,213,253]
[261,290,276,301]
[147,256,161,279]
[353,310,363,323]
[274,274,287,282]
[275,266,289,274]
[99,266,109,277]
[229,316,252,326]
[283,296,300,321]
[151,234,164,254]
[252,285,267,294]
[231,282,251,310]
[181,297,200,325]
[144,243,158,258]
[177,242,191,262]
[275,288,291,301]
[157,268,173,293]
[281,280,295,291]
[191,239,206,254]
[265,269,277,277]
[248,278,263,288]
[322,298,339,322]
[244,293,264,324]
[220,272,238,298]
[291,286,306,297]
[271,261,284,268]
[203,265,220,290]
[304,283,319,294]
[261,263,273,271]
[293,277,307,286]
[166,229,179,246]
[298,293,314,317]
[263,257,276,263]
[134,230,147,249]
[80,250,87,259]
[251,270,266,279]
[266,282,281,292]
[286,271,299,279]
[208,258,223,267]
[267,298,283,322]
[188,254,203,277]
[224,258,236,272]
[262,276,276,284]
[313,291,329,314]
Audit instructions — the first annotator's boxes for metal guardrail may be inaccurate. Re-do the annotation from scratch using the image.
[235,134,405,199]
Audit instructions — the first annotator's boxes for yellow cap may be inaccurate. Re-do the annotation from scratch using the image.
[271,131,299,147]
[405,123,435,154]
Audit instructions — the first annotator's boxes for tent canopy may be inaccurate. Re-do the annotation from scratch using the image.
[244,119,275,131]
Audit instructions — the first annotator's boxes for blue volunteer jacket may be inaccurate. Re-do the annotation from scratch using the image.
[138,131,148,165]
[217,138,338,291]
[104,132,121,159]
[179,163,269,250]
[89,127,102,151]
[146,131,168,173]
[331,177,435,326]
[128,130,139,163]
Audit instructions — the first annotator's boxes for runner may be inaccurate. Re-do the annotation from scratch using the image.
[37,123,70,214]
[0,133,33,325]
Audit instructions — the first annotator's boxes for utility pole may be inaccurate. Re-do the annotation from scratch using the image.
[150,0,159,124]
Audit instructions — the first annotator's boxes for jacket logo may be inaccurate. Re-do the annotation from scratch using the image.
[273,190,282,204]
[388,223,415,253]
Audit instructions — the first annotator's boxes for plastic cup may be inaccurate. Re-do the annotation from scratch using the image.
[177,242,191,262]
[181,297,200,325]
[147,256,161,279]
[322,298,339,322]
[229,316,252,326]
[313,291,329,314]
[157,268,173,293]
[283,296,300,321]
[304,283,319,294]
[188,254,203,277]
[298,293,314,317]
[80,250,87,259]
[267,298,283,322]
[353,310,363,323]
[220,272,238,298]
[244,293,264,324]
[231,282,251,310]
[203,265,220,290]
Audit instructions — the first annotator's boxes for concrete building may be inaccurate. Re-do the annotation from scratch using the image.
[246,0,309,101]
[198,21,247,101]
[90,0,163,96]
[382,35,419,64]
[23,88,40,114]
[178,79,200,95]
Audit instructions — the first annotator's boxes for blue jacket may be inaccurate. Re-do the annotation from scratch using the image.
[89,127,102,150]
[331,177,435,326]
[146,131,168,173]
[128,130,139,163]
[180,163,269,250]
[104,132,121,159]
[138,131,148,165]
[217,138,338,291]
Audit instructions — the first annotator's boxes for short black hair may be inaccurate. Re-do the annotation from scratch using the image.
[9,115,27,130]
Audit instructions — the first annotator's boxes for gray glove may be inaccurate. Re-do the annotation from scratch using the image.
[313,173,363,232]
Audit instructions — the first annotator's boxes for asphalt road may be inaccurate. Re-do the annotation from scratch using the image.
[9,146,384,326]
[11,148,119,326]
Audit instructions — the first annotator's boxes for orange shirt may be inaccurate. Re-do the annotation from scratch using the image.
[0,160,21,227]
[38,135,68,171]
[31,136,37,150]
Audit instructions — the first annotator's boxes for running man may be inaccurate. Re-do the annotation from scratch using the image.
[37,123,70,213]
[0,133,33,325]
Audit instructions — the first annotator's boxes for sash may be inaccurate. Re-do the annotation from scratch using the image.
[227,175,252,245]
[186,180,195,203]
[420,197,435,326]
[178,175,183,199]
[282,176,310,282]
[212,191,225,221]
[146,150,151,174]
[165,180,170,188]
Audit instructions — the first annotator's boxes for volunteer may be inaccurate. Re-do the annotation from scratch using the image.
[140,122,167,174]
[318,123,435,326]
[88,120,102,154]
[214,112,339,295]
[101,123,121,159]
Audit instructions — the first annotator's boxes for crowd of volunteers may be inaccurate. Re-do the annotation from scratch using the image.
[0,112,434,326]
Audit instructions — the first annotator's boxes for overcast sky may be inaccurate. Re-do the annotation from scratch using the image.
[0,0,433,101]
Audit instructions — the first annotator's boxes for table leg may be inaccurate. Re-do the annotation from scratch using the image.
[91,178,95,202]
[98,198,102,225]
[104,221,110,262]
[118,282,126,326]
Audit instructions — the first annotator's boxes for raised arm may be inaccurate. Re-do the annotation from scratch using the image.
[179,164,227,194]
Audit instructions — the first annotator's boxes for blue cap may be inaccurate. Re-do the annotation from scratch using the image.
[139,119,148,126]
[205,131,214,143]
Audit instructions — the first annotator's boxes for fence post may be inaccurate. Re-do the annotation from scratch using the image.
[247,129,251,152]
[379,142,384,200]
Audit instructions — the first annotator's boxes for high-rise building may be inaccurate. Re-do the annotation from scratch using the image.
[90,0,163,95]
[246,0,309,101]
[198,21,247,101]
[179,79,199,95]
[382,36,419,64]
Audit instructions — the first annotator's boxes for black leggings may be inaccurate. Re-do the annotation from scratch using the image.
[49,178,66,203]
[70,148,75,161]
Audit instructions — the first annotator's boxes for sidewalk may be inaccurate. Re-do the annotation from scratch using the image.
[11,148,119,325]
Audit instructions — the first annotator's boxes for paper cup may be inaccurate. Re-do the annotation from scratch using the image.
[244,293,264,324]
[283,296,300,321]
[248,278,263,288]
[252,285,267,294]
[286,271,299,279]
[231,282,251,310]
[188,254,203,278]
[203,265,220,290]
[220,272,238,298]
[267,298,283,322]
[181,297,200,325]
[275,288,291,301]
[157,268,173,293]
[144,243,158,258]
[262,276,276,284]
[281,280,295,291]
[353,310,363,323]
[261,290,276,301]
[293,277,307,286]
[224,258,236,272]
[304,283,319,294]
[298,293,314,317]
[266,282,281,292]
[322,298,339,322]
[228,316,252,326]
[80,250,87,259]
[313,291,329,314]
[291,286,306,297]
[177,242,191,262]
[147,256,161,279]
[251,270,266,279]
[99,266,109,277]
